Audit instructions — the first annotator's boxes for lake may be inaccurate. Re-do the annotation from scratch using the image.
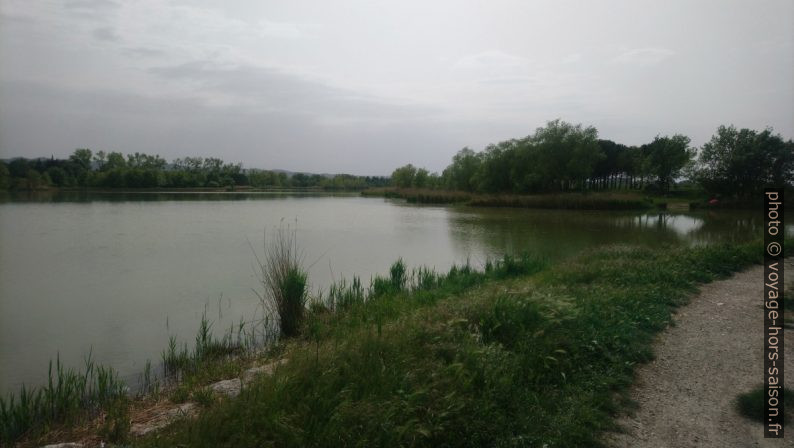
[0,192,782,394]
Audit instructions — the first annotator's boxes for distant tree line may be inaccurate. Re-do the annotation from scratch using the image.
[0,149,388,191]
[390,119,794,198]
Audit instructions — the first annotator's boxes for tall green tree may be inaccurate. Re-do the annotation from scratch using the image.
[46,166,68,187]
[0,162,9,190]
[391,164,417,188]
[529,119,601,191]
[643,135,694,193]
[696,125,794,197]
[413,168,429,188]
[476,141,518,193]
[8,159,30,178]
[444,148,481,192]
[25,169,43,190]
[104,152,127,171]
[69,148,93,170]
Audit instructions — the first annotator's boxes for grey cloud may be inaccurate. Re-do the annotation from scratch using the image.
[64,0,120,11]
[148,61,437,122]
[453,51,529,72]
[122,47,166,58]
[92,27,119,42]
[613,48,676,66]
[0,80,459,174]
[62,0,120,22]
[0,11,35,24]
[1,0,791,173]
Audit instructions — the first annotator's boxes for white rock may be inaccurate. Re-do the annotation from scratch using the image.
[209,378,242,397]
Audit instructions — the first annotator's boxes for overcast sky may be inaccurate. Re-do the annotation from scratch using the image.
[1,0,792,175]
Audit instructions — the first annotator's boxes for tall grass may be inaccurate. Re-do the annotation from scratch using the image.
[319,254,544,317]
[0,353,126,442]
[325,276,366,311]
[254,225,310,338]
[138,241,772,448]
[161,311,266,381]
[0,309,265,444]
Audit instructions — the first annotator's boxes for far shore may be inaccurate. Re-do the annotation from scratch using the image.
[3,185,785,211]
[361,187,764,210]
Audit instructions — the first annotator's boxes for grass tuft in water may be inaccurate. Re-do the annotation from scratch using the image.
[254,225,309,338]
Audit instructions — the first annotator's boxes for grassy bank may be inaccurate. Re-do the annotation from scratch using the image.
[0,254,544,446]
[363,188,656,210]
[0,311,268,445]
[137,240,774,447]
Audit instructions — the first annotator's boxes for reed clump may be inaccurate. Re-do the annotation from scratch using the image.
[254,225,309,338]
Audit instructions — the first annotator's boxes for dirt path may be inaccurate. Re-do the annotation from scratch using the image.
[606,259,793,448]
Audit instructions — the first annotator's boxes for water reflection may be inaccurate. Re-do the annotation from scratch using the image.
[0,194,787,394]
[445,207,779,261]
[0,190,357,203]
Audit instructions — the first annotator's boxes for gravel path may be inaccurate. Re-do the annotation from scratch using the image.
[606,259,793,448]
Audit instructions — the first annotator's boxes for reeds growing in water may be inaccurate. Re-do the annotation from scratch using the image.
[0,352,126,441]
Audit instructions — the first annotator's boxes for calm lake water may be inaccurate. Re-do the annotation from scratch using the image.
[0,192,785,394]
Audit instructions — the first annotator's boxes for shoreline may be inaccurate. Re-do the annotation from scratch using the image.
[3,186,781,211]
[362,187,794,211]
[4,240,786,446]
[363,187,685,210]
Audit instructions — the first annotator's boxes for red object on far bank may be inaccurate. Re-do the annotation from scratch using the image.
[708,198,719,205]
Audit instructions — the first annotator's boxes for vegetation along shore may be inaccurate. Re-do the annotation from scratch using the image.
[2,234,789,446]
[383,120,793,209]
[2,120,792,210]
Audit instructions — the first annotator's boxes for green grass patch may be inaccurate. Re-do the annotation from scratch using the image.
[138,240,773,448]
